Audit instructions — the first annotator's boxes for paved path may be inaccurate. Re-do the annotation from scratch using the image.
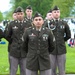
[66,74,75,75]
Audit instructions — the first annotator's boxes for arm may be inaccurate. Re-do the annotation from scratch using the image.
[4,22,12,43]
[22,29,29,53]
[48,30,56,53]
[64,22,71,41]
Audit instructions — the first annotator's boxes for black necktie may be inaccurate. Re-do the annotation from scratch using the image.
[56,19,58,22]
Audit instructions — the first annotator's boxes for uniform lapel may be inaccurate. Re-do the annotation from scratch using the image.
[39,27,45,38]
[31,26,46,37]
[32,27,39,37]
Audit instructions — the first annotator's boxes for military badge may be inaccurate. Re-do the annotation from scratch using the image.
[60,25,65,29]
[29,33,36,41]
[12,26,18,29]
[42,34,48,41]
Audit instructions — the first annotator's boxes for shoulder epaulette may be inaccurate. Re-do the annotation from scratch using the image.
[29,27,32,29]
[46,27,48,29]
[14,20,18,23]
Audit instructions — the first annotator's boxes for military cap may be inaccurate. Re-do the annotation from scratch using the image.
[53,6,59,10]
[33,11,42,19]
[16,6,24,12]
[13,9,17,13]
[26,5,32,10]
[48,9,52,13]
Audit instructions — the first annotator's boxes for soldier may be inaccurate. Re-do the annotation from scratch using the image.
[44,9,54,29]
[22,12,55,75]
[4,6,28,75]
[45,9,53,21]
[4,9,17,53]
[25,5,33,27]
[12,9,17,20]
[50,6,71,75]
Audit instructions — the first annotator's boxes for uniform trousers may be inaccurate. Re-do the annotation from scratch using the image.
[26,69,51,75]
[50,54,66,75]
[9,55,26,75]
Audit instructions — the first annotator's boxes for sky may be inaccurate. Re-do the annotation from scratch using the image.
[0,0,11,12]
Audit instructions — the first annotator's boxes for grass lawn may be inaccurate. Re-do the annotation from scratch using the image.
[0,38,75,74]
[66,44,75,74]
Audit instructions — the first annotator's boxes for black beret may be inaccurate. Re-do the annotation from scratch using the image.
[33,11,42,19]
[53,6,59,10]
[26,5,32,10]
[16,6,24,12]
[48,9,52,13]
[13,9,17,13]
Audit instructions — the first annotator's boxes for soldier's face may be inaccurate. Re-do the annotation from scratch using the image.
[16,12,24,21]
[52,10,60,19]
[46,13,53,20]
[26,9,33,17]
[13,13,17,20]
[33,17,44,27]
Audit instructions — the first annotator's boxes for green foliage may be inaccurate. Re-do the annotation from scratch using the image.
[4,11,13,20]
[0,11,4,22]
[7,0,53,18]
[66,44,75,73]
[5,0,75,19]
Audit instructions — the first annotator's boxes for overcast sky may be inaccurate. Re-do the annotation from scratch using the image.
[0,0,11,12]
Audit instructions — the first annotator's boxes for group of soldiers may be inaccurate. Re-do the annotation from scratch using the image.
[0,5,71,75]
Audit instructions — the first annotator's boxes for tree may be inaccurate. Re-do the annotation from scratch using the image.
[0,11,4,22]
[5,0,75,19]
[10,0,53,18]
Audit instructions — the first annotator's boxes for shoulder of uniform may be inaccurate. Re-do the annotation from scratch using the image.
[60,19,65,22]
[10,20,14,23]
[8,20,14,24]
[44,27,50,31]
[14,20,18,23]
[9,20,18,26]
[51,19,54,22]
[28,26,32,29]
[60,19,68,25]
[26,26,32,30]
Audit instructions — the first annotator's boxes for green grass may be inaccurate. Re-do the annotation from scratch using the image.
[0,39,20,74]
[0,39,9,74]
[0,39,75,74]
[66,44,75,73]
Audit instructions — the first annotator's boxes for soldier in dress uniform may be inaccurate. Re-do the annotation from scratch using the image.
[44,9,54,29]
[24,5,33,27]
[45,9,53,21]
[4,6,30,75]
[50,6,71,75]
[4,9,17,52]
[22,12,55,75]
[12,9,17,20]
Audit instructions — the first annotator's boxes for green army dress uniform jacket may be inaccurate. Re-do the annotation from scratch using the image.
[4,20,30,58]
[50,20,71,55]
[24,17,33,27]
[22,26,55,71]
